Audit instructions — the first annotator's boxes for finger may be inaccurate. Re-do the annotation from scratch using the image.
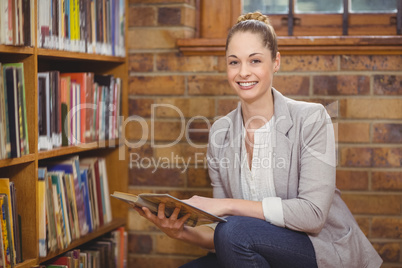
[158,203,166,220]
[142,207,157,222]
[178,213,192,226]
[169,207,181,221]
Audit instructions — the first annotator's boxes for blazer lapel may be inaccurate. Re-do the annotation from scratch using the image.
[272,88,293,199]
[223,103,244,199]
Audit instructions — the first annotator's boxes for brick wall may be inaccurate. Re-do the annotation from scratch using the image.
[127,1,402,267]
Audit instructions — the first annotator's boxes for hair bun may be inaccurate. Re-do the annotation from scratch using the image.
[237,11,271,26]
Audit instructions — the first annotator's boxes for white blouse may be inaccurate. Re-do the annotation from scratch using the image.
[241,116,285,227]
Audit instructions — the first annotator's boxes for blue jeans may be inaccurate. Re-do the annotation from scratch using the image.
[180,216,318,268]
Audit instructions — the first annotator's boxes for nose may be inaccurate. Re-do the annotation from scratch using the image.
[239,64,251,79]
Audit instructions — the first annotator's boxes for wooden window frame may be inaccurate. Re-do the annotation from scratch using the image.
[177,0,402,56]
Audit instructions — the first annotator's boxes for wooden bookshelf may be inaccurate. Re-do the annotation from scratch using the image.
[0,0,129,267]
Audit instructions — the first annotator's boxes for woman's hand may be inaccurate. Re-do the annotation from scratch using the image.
[133,203,191,240]
[182,195,228,217]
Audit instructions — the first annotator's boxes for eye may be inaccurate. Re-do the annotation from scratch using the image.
[251,59,261,64]
[228,60,239,65]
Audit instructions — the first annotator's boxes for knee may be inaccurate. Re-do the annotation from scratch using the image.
[214,216,253,250]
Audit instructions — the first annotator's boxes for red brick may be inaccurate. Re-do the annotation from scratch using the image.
[129,6,156,27]
[128,98,155,118]
[372,123,402,143]
[129,76,185,95]
[280,55,337,72]
[188,75,233,95]
[372,171,402,191]
[187,120,211,144]
[154,98,215,118]
[341,194,400,215]
[129,167,186,187]
[336,170,369,190]
[313,75,370,95]
[217,56,227,72]
[128,255,195,268]
[340,99,402,119]
[372,147,402,168]
[340,55,402,71]
[129,54,154,72]
[158,7,182,25]
[125,120,185,142]
[337,122,370,143]
[340,147,373,167]
[272,76,309,95]
[156,53,217,72]
[374,75,402,95]
[372,242,401,263]
[128,234,153,254]
[372,218,402,239]
[155,234,208,255]
[340,147,402,167]
[355,217,370,236]
[187,168,211,187]
[154,144,207,165]
[128,143,154,159]
[216,98,239,116]
[128,28,194,50]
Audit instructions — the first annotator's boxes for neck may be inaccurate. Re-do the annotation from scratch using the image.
[241,89,274,130]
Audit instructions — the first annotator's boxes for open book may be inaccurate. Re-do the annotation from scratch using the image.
[111,191,226,227]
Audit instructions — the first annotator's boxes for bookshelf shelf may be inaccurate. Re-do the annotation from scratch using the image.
[0,45,34,55]
[0,0,129,266]
[37,48,126,63]
[37,139,122,160]
[0,154,36,168]
[14,258,38,268]
[38,218,126,264]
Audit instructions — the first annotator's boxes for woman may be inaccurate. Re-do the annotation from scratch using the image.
[134,12,382,268]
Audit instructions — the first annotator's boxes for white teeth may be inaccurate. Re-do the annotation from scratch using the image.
[239,82,257,87]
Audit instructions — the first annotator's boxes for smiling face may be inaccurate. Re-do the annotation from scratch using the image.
[226,31,280,104]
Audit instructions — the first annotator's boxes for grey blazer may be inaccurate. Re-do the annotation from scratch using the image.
[207,88,382,268]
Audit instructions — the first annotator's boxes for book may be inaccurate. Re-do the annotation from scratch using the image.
[0,179,15,265]
[38,167,47,257]
[110,191,227,227]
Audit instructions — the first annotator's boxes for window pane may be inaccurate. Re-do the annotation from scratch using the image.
[243,0,289,14]
[296,0,343,13]
[350,0,397,13]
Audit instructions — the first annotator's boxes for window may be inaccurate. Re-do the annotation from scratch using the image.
[243,0,397,14]
[176,0,402,56]
[242,0,400,36]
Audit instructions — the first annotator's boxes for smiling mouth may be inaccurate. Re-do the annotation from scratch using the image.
[238,82,258,87]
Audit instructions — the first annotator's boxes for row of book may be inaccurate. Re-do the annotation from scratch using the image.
[37,0,126,57]
[38,156,113,257]
[0,0,34,46]
[35,227,127,268]
[0,178,23,267]
[38,72,122,151]
[0,62,29,160]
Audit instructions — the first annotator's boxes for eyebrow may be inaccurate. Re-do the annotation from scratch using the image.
[227,52,263,58]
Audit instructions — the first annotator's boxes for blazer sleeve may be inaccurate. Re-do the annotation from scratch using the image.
[282,105,336,234]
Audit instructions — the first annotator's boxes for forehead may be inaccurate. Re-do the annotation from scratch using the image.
[227,31,268,56]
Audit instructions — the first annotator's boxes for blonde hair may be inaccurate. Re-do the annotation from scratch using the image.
[226,12,278,60]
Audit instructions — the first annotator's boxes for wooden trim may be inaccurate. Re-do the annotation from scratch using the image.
[37,48,126,63]
[177,36,402,55]
[0,45,34,55]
